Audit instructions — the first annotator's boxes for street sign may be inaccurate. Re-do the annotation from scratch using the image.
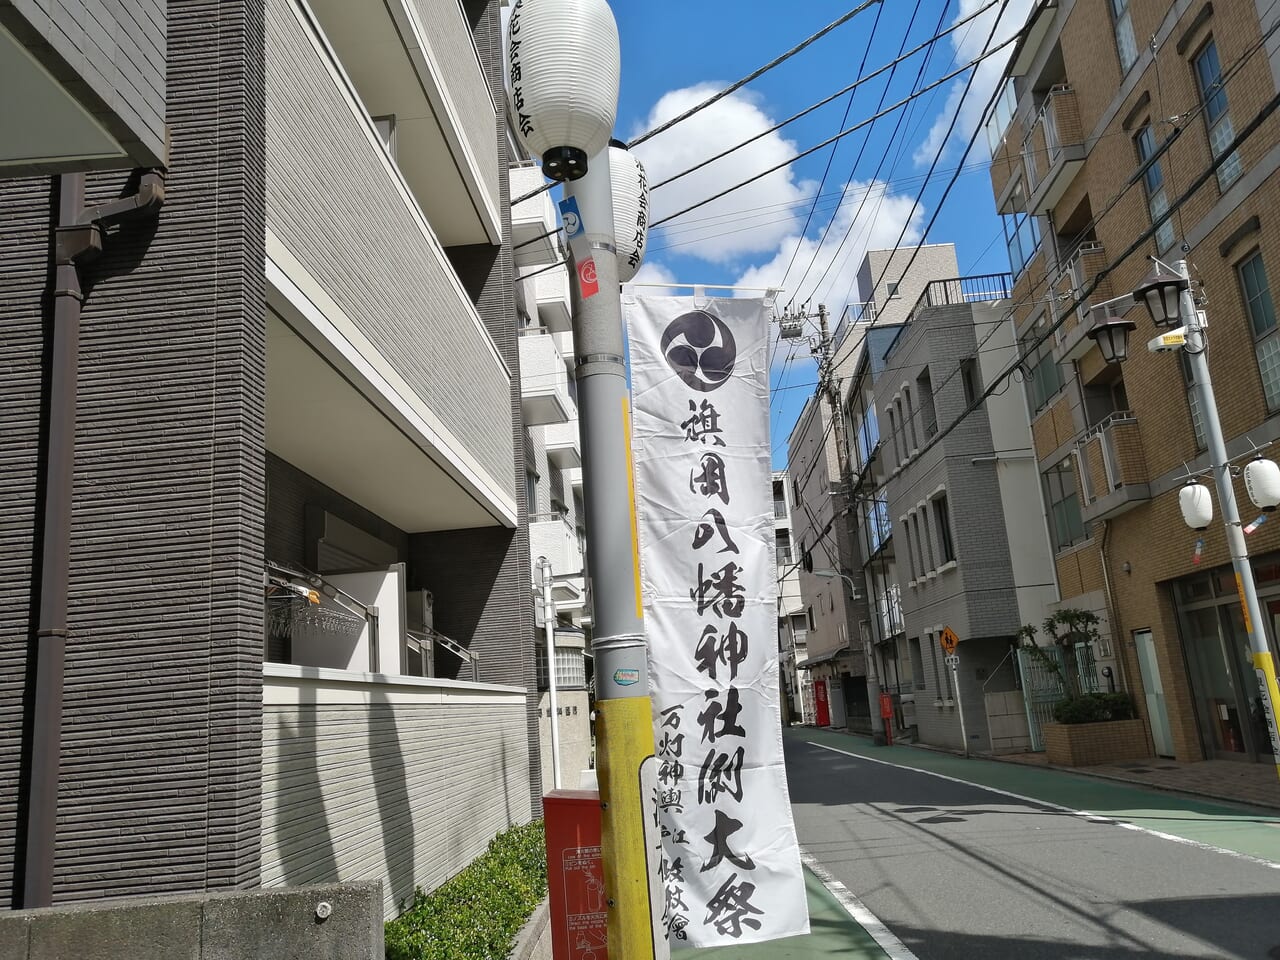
[944,654,960,668]
[940,626,960,655]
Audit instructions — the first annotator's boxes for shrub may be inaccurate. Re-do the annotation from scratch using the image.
[385,820,548,960]
[1052,692,1138,725]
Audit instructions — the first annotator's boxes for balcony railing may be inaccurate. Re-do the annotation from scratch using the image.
[1055,242,1113,360]
[884,273,1012,358]
[1022,85,1085,215]
[1077,412,1151,522]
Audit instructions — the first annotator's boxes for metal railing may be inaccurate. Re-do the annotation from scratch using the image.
[884,274,1013,357]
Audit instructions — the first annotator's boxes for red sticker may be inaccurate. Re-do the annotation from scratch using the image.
[577,257,600,299]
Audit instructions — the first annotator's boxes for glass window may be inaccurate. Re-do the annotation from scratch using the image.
[1135,125,1177,253]
[904,387,919,450]
[1043,458,1090,551]
[986,80,1018,156]
[1195,40,1243,189]
[1023,331,1064,413]
[1179,352,1208,449]
[908,637,926,689]
[961,358,980,406]
[920,504,935,572]
[887,281,901,298]
[1111,0,1139,71]
[902,521,916,581]
[1238,252,1280,410]
[934,494,956,563]
[917,368,938,437]
[1003,210,1042,277]
[776,530,793,565]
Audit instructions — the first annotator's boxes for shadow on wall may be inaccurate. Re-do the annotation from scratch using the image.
[271,679,339,887]
[369,687,415,913]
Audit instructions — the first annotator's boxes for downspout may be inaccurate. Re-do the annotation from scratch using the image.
[22,169,164,909]
[1098,519,1132,694]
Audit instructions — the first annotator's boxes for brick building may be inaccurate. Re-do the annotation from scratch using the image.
[1,0,541,915]
[985,0,1280,762]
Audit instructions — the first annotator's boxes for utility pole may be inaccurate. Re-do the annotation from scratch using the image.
[565,148,664,958]
[815,306,884,743]
[536,556,562,791]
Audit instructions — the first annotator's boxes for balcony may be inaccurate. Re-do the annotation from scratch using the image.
[1007,0,1061,78]
[512,162,560,267]
[519,330,574,426]
[305,0,500,245]
[1054,242,1113,361]
[1023,85,1085,216]
[264,0,517,531]
[530,513,585,604]
[1078,413,1151,522]
[534,267,573,334]
[565,467,583,489]
[543,419,581,469]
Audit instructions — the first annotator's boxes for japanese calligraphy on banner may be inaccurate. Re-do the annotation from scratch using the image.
[625,295,809,948]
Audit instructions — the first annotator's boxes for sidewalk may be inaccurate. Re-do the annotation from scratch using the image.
[694,865,892,959]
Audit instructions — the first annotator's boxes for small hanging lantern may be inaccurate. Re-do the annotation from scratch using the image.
[1244,457,1280,512]
[507,0,621,182]
[609,140,648,283]
[1179,481,1214,531]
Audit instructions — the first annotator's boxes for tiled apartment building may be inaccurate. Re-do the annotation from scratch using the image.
[986,0,1280,763]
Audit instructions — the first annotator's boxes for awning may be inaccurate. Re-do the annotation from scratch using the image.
[797,645,850,670]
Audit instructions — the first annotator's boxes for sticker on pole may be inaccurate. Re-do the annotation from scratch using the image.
[577,257,600,299]
[940,627,960,655]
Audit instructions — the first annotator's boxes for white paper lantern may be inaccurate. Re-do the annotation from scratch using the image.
[1180,481,1214,531]
[1245,458,1280,511]
[609,141,648,283]
[507,0,620,181]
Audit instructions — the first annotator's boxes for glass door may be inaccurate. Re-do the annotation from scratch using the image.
[1182,607,1248,758]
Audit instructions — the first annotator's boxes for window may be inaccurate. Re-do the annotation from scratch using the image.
[986,80,1018,156]
[1179,351,1208,449]
[372,115,397,158]
[536,645,587,689]
[911,513,926,576]
[1022,329,1064,413]
[961,358,980,406]
[933,494,956,564]
[857,405,880,470]
[886,406,900,465]
[917,367,938,437]
[1135,125,1177,253]
[864,496,890,555]
[1043,458,1089,551]
[902,520,917,581]
[1003,207,1041,277]
[1195,40,1243,189]
[908,637,926,690]
[887,281,901,298]
[790,613,807,648]
[776,530,793,565]
[1238,251,1280,410]
[903,387,919,450]
[920,504,935,572]
[807,605,815,631]
[1110,0,1139,72]
[525,471,539,512]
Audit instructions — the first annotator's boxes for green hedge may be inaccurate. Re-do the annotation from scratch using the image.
[1052,692,1138,724]
[385,820,548,960]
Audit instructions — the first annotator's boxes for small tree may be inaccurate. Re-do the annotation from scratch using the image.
[1017,608,1102,700]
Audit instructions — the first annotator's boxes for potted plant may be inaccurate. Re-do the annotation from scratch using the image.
[1019,609,1151,766]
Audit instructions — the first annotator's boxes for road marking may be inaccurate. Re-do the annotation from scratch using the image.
[807,740,1280,871]
[800,848,922,960]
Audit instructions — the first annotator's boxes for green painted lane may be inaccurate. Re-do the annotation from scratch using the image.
[793,727,1280,866]
[693,867,890,959]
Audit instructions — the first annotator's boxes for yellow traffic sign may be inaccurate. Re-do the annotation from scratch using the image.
[939,627,960,655]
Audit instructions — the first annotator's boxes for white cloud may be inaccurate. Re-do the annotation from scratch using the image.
[734,177,925,315]
[624,259,680,296]
[913,0,1035,167]
[631,85,812,264]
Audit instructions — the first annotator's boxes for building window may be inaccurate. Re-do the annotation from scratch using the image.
[1003,209,1041,277]
[920,504,935,572]
[1195,39,1243,189]
[536,645,587,689]
[1135,125,1177,254]
[372,115,397,158]
[807,605,816,631]
[1110,0,1139,72]
[917,367,938,437]
[961,358,980,406]
[903,387,919,450]
[1179,351,1208,449]
[1238,250,1280,410]
[1043,458,1089,551]
[776,530,793,565]
[886,406,900,465]
[864,496,890,555]
[790,613,807,647]
[902,520,917,581]
[1022,331,1064,413]
[526,471,539,512]
[908,637,926,689]
[910,513,926,575]
[887,281,901,298]
[933,494,955,563]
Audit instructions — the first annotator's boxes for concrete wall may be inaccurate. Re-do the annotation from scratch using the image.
[261,665,530,918]
[0,0,168,168]
[0,882,383,959]
[0,0,265,904]
[856,244,959,326]
[537,690,591,790]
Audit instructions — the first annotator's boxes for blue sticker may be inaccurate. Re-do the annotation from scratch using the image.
[558,195,585,240]
[613,667,640,686]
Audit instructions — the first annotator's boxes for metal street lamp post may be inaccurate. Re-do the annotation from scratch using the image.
[1088,258,1280,776]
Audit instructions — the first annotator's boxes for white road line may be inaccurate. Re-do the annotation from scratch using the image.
[806,740,1280,871]
[800,848,922,960]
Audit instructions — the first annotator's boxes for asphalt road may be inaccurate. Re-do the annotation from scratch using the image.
[786,733,1280,960]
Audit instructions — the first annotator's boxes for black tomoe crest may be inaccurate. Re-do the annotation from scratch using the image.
[659,311,737,393]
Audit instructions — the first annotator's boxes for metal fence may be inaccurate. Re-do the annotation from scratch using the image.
[1016,644,1100,751]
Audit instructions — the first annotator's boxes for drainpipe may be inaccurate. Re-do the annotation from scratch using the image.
[1098,520,1132,695]
[22,169,164,909]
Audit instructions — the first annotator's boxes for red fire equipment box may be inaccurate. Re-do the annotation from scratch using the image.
[544,789,609,960]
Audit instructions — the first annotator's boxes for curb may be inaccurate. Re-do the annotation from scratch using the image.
[802,724,1280,813]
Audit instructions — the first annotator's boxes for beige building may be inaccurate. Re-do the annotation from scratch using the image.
[986,0,1280,762]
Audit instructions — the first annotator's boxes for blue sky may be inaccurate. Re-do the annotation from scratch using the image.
[604,0,1032,467]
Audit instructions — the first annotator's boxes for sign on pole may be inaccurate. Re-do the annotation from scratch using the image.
[626,294,809,947]
[940,626,960,656]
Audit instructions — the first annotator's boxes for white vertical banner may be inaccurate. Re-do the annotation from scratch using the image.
[625,294,809,948]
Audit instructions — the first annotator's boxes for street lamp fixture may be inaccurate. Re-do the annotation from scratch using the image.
[1132,261,1190,327]
[812,568,861,600]
[1087,314,1137,364]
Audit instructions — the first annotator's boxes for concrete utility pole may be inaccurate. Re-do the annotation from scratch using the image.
[1177,260,1280,773]
[815,306,884,743]
[536,556,562,791]
[564,149,664,959]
